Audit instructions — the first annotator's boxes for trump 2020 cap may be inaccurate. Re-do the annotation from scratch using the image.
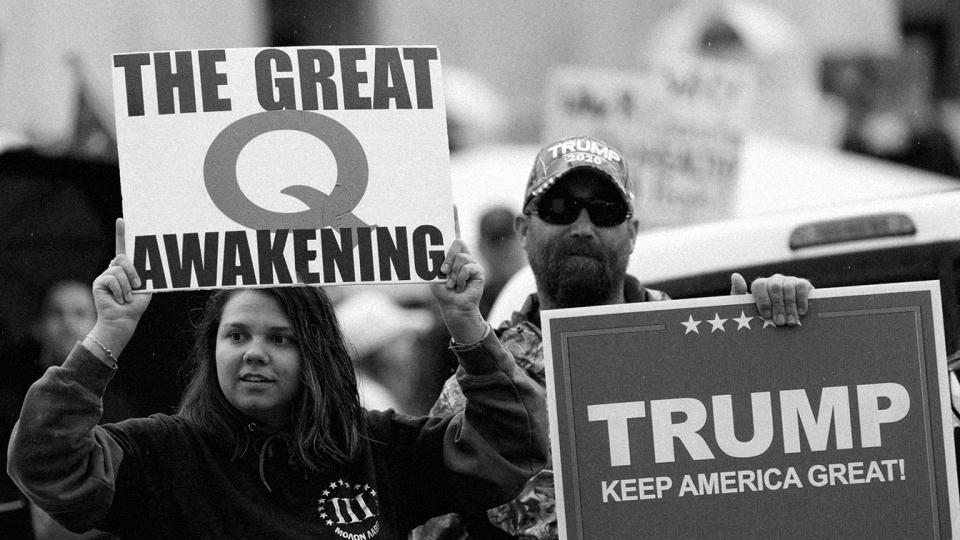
[523,135,632,209]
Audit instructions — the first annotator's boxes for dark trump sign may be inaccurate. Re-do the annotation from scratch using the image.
[542,282,958,538]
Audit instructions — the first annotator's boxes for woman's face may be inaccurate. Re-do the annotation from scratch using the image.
[215,290,303,427]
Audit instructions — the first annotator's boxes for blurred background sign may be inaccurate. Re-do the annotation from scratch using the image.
[544,56,753,229]
[0,0,915,149]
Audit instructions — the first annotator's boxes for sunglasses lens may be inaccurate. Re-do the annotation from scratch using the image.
[534,196,629,226]
[536,196,581,225]
[587,200,629,226]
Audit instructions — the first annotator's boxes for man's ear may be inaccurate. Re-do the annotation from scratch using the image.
[626,216,640,254]
[514,213,529,249]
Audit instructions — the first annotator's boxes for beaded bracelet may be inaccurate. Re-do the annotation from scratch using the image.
[85,334,117,366]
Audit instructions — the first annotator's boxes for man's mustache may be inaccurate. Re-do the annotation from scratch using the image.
[553,238,606,261]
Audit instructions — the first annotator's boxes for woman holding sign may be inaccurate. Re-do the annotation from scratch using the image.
[7,219,547,539]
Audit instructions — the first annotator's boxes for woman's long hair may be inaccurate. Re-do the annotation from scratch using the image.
[178,286,365,471]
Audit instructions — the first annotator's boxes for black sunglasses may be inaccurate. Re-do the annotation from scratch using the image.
[528,195,632,227]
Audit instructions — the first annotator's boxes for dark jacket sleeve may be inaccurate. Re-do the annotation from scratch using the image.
[444,327,548,497]
[6,343,124,532]
[378,328,548,528]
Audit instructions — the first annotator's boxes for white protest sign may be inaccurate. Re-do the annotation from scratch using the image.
[544,54,754,230]
[111,46,454,291]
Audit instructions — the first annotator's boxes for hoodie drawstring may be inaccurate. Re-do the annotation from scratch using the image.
[247,423,296,493]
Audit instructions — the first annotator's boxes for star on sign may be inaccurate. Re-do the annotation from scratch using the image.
[733,311,753,330]
[322,490,330,497]
[708,313,727,333]
[681,315,702,335]
[329,482,337,489]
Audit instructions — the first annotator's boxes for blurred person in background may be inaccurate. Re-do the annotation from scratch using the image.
[29,281,97,371]
[1,280,118,539]
[476,207,526,319]
[417,135,813,539]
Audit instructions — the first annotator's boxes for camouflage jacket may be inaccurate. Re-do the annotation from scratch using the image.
[430,275,669,539]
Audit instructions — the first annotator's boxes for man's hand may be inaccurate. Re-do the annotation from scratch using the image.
[430,239,487,345]
[730,272,813,327]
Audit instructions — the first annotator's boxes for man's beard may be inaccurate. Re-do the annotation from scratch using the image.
[528,236,628,308]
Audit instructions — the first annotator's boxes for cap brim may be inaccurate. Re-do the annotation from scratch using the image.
[525,164,631,208]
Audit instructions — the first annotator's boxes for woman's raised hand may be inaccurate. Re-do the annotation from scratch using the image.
[430,238,487,346]
[88,218,152,358]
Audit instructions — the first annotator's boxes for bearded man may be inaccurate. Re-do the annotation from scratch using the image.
[419,135,812,539]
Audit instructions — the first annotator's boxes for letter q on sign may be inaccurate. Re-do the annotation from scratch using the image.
[204,110,369,231]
